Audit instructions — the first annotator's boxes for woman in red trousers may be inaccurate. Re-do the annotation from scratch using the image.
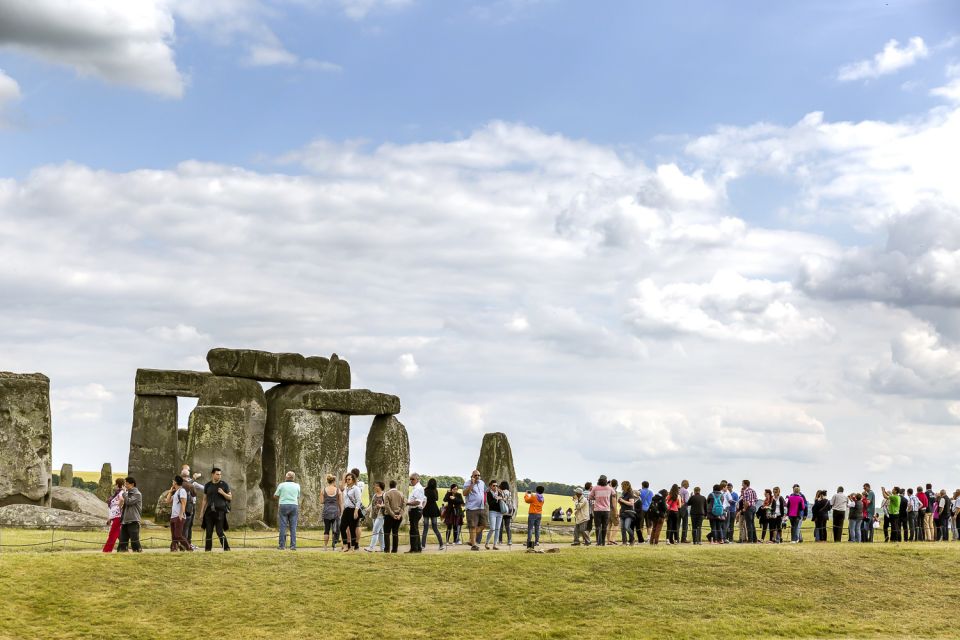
[102,478,125,552]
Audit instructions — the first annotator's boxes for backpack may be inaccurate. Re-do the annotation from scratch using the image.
[711,493,725,518]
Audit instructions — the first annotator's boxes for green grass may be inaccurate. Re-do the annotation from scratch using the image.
[2,543,959,639]
[72,470,126,483]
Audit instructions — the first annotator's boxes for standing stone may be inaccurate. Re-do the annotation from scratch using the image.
[186,405,249,526]
[95,463,113,502]
[320,354,351,390]
[278,409,349,527]
[365,415,410,525]
[59,463,74,487]
[128,395,178,516]
[0,372,52,507]
[476,432,518,514]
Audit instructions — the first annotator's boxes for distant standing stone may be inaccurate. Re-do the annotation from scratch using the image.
[365,415,410,524]
[95,463,113,502]
[59,463,74,487]
[476,432,518,513]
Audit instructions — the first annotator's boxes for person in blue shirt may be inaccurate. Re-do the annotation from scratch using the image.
[638,481,654,544]
[725,482,739,542]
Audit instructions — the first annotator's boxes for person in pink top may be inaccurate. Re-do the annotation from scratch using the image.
[588,475,616,546]
[787,484,807,544]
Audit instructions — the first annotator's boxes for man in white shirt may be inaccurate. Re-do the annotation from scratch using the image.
[830,486,847,542]
[406,473,426,553]
[679,480,691,543]
[166,475,191,552]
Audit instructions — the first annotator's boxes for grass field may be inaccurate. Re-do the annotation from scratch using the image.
[2,543,960,639]
[72,470,126,484]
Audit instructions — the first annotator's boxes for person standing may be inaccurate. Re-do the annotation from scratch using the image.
[166,475,191,552]
[497,481,515,548]
[768,487,785,544]
[339,472,362,552]
[882,487,902,542]
[200,467,232,552]
[848,493,863,543]
[462,470,487,552]
[862,483,876,543]
[936,489,951,541]
[179,465,204,549]
[382,480,405,553]
[638,481,654,542]
[618,481,637,545]
[665,484,683,544]
[787,485,806,544]
[724,482,739,543]
[741,480,758,543]
[524,485,545,552]
[687,487,707,545]
[606,479,620,545]
[707,485,725,544]
[649,490,667,544]
[102,478,125,553]
[275,471,301,551]
[812,490,830,542]
[679,479,691,543]
[421,477,444,551]
[915,485,928,541]
[321,474,342,550]
[349,467,364,550]
[572,487,591,546]
[484,479,502,550]
[365,481,386,552]
[924,484,937,540]
[589,475,616,546]
[830,486,847,542]
[406,473,426,553]
[117,476,143,553]
[442,484,465,545]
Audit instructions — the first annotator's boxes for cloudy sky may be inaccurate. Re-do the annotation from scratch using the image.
[2,0,959,492]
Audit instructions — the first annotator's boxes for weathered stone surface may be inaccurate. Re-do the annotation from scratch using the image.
[154,491,172,525]
[260,383,324,526]
[0,372,52,507]
[320,354,351,390]
[207,348,331,384]
[365,415,410,525]
[0,504,106,529]
[50,486,110,520]
[128,394,177,516]
[278,409,349,527]
[95,463,113,502]
[300,389,400,415]
[135,369,211,397]
[186,405,249,525]
[476,432,518,514]
[59,464,73,487]
[177,429,189,463]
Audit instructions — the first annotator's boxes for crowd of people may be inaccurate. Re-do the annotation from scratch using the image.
[100,467,960,554]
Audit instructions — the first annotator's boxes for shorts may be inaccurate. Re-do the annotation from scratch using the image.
[466,509,488,529]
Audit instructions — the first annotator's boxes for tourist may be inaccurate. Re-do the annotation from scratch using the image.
[637,481,653,543]
[484,479,503,550]
[274,471,300,551]
[337,472,361,552]
[881,487,902,542]
[349,467,364,550]
[741,480,758,543]
[498,481,515,547]
[665,484,682,544]
[589,475,616,546]
[406,472,426,553]
[179,464,204,549]
[724,482,738,543]
[924,484,937,540]
[524,485,545,552]
[200,467,232,552]
[935,489,951,541]
[787,484,806,544]
[687,486,707,545]
[952,489,960,541]
[321,474,342,549]
[863,483,876,543]
[382,480,405,553]
[102,477,125,553]
[617,480,636,545]
[768,487,785,544]
[679,479,691,543]
[812,490,830,542]
[915,485,928,541]
[707,484,725,544]
[551,507,564,522]
[565,507,573,522]
[606,479,619,545]
[366,481,386,552]
[463,470,487,552]
[583,481,594,535]
[848,493,862,543]
[758,489,772,542]
[166,475,191,552]
[905,487,920,541]
[443,483,465,545]
[830,486,847,542]
[117,476,142,553]
[648,489,667,545]
[572,487,591,546]
[421,477,444,551]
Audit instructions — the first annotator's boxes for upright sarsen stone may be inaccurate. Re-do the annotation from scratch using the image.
[476,432,518,513]
[365,415,409,524]
[128,395,177,516]
[0,372,52,507]
[59,463,73,487]
[278,409,349,527]
[95,463,113,502]
[187,405,249,526]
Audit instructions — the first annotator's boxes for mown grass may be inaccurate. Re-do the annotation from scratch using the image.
[1,544,959,639]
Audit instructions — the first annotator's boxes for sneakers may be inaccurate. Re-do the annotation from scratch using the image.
[470,545,480,551]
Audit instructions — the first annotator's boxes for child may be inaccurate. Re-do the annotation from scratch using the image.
[524,485,545,553]
[572,488,591,546]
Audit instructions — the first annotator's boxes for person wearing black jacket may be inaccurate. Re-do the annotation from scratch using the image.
[648,490,667,544]
[812,490,830,542]
[687,487,708,545]
[420,477,444,551]
[199,467,232,552]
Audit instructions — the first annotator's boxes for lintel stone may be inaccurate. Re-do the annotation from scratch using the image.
[300,389,400,415]
[135,369,211,397]
[207,348,331,384]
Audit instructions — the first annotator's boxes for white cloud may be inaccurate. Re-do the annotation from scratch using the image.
[398,353,419,378]
[869,323,960,398]
[0,0,184,97]
[147,324,210,342]
[931,62,960,102]
[837,36,929,82]
[336,0,412,20]
[0,69,20,125]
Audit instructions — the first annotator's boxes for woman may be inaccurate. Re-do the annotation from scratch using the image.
[812,490,830,542]
[665,484,683,545]
[606,479,620,545]
[953,489,960,542]
[340,472,361,552]
[365,481,386,552]
[769,487,785,543]
[484,478,503,550]
[618,481,636,545]
[936,489,951,541]
[442,483,465,545]
[588,475,616,546]
[498,481,514,547]
[786,485,806,543]
[848,493,862,543]
[102,477,125,553]
[758,489,773,542]
[321,473,342,550]
[421,477,444,551]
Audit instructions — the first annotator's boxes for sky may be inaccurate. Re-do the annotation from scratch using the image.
[1,0,959,493]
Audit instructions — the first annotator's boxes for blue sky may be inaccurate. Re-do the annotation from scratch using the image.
[1,0,959,491]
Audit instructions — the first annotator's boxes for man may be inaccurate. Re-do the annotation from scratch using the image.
[462,470,487,551]
[740,480,758,543]
[679,480,691,543]
[571,488,591,546]
[583,482,594,534]
[882,487,902,542]
[165,475,191,552]
[721,481,737,542]
[180,465,204,549]
[275,471,301,551]
[638,481,654,543]
[905,487,920,541]
[830,486,847,542]
[406,472,426,552]
[199,467,232,552]
[350,467,364,550]
[916,485,929,541]
[382,480,405,553]
[117,476,142,552]
[863,483,876,543]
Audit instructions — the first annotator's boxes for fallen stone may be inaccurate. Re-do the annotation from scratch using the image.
[50,486,110,519]
[95,463,113,502]
[300,389,400,415]
[59,464,74,487]
[0,372,52,507]
[278,409,349,527]
[206,348,331,384]
[365,415,410,525]
[476,432,518,513]
[0,504,106,529]
[127,394,178,516]
[135,369,211,397]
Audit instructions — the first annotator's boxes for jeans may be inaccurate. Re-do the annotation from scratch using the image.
[680,506,689,542]
[832,511,845,542]
[118,522,141,552]
[848,519,861,542]
[725,511,735,541]
[691,515,704,544]
[866,514,876,542]
[527,513,542,548]
[183,511,195,544]
[485,511,503,546]
[814,517,827,541]
[594,511,610,545]
[743,506,757,542]
[368,515,385,550]
[278,504,298,550]
[789,515,802,542]
[620,512,635,543]
[423,514,444,547]
[383,515,401,552]
[408,508,423,551]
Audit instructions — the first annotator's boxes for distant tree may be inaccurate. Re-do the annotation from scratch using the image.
[516,478,578,496]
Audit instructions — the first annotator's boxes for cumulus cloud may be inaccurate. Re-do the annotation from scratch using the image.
[398,353,419,378]
[869,323,960,398]
[837,36,929,82]
[0,69,20,125]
